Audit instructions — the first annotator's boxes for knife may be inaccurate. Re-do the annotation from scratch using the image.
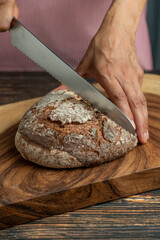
[10,17,135,135]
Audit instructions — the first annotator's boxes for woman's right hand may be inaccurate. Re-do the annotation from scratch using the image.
[0,0,19,32]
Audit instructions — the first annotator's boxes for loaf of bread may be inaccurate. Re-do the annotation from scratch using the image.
[15,89,138,168]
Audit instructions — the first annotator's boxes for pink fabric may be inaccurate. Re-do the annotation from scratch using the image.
[0,0,153,71]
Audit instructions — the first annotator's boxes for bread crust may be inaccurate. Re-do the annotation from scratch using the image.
[15,90,138,168]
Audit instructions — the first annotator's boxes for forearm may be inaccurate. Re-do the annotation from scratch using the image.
[94,0,147,59]
[98,0,147,38]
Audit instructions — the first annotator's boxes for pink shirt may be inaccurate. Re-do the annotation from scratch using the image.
[0,0,153,71]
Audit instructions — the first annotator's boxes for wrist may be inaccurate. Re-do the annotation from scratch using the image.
[99,0,146,38]
[94,13,136,56]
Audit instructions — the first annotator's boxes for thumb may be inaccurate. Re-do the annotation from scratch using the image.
[14,4,19,18]
[76,62,86,77]
[0,0,17,31]
[76,57,90,79]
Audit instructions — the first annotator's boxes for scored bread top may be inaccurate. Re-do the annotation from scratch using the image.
[15,90,138,168]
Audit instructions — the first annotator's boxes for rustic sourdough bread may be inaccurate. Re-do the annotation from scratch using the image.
[15,89,138,168]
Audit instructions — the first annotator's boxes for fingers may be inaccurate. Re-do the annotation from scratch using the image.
[117,74,149,143]
[129,90,149,143]
[76,47,93,79]
[128,54,147,141]
[76,59,89,79]
[130,51,144,87]
[130,85,148,143]
[0,0,17,31]
[89,68,148,143]
[99,76,134,124]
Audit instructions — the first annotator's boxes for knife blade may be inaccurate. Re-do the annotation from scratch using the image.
[10,17,135,135]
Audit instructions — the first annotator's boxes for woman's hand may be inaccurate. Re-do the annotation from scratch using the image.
[77,0,148,144]
[0,0,19,32]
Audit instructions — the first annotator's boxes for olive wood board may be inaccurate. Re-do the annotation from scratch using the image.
[0,75,160,229]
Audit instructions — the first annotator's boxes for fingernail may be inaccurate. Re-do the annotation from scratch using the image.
[131,120,136,129]
[143,130,149,143]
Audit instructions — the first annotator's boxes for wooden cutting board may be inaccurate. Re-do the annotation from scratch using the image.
[0,74,160,229]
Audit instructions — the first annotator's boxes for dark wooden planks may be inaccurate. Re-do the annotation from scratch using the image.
[0,72,95,105]
[0,191,159,239]
[0,72,60,105]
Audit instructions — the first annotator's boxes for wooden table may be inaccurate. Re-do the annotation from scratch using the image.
[0,72,159,240]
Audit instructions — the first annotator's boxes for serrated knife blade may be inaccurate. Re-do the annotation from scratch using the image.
[10,17,135,135]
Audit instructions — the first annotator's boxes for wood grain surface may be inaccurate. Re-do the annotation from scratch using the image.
[0,191,160,240]
[0,72,160,239]
[0,74,160,230]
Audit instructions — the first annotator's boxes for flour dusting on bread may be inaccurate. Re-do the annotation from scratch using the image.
[15,89,138,168]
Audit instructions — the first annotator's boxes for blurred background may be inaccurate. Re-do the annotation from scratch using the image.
[147,0,160,72]
[0,0,159,73]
